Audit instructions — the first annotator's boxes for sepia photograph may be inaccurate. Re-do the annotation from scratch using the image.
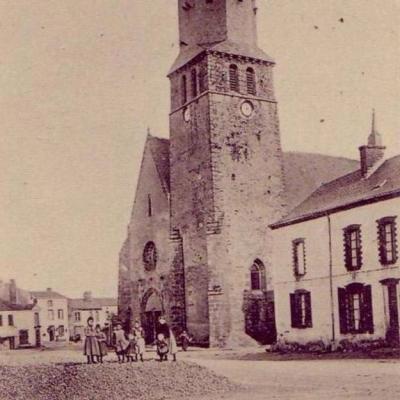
[0,0,399,399]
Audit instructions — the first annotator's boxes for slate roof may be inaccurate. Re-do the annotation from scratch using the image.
[30,290,67,299]
[168,40,274,75]
[272,155,400,228]
[148,135,170,194]
[69,298,117,310]
[0,299,36,311]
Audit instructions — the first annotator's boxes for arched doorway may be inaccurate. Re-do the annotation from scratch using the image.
[141,289,164,344]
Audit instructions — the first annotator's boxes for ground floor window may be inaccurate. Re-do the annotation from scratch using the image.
[338,283,374,334]
[19,330,29,345]
[58,325,65,337]
[290,290,312,328]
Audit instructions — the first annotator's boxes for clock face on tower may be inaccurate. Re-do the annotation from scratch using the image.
[183,107,191,122]
[240,101,254,117]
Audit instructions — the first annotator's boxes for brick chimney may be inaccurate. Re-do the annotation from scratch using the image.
[9,279,17,304]
[359,109,385,177]
[83,291,92,301]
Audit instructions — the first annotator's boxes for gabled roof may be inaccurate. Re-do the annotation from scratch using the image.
[69,297,117,310]
[0,299,36,311]
[148,135,170,194]
[168,40,274,75]
[30,290,67,299]
[272,155,400,228]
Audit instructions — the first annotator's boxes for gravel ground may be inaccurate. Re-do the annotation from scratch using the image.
[0,360,241,400]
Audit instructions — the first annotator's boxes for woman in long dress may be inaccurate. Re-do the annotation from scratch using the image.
[156,316,178,362]
[83,317,100,364]
[95,324,108,363]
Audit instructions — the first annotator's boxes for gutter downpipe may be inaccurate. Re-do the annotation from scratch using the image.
[327,212,336,345]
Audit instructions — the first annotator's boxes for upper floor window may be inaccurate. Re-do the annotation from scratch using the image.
[8,314,14,326]
[95,311,99,322]
[47,300,53,308]
[290,290,312,329]
[74,311,81,322]
[181,75,187,105]
[292,239,306,277]
[246,67,256,95]
[48,310,54,321]
[343,225,362,271]
[34,312,40,326]
[377,216,398,265]
[229,64,239,92]
[250,259,266,291]
[147,194,152,217]
[338,283,373,334]
[191,68,198,98]
[57,309,64,320]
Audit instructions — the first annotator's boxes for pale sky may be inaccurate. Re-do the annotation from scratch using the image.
[0,0,399,298]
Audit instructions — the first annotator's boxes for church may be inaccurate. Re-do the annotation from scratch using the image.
[117,0,394,348]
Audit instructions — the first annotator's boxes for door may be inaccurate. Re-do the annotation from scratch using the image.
[35,328,41,347]
[48,326,55,341]
[143,310,162,344]
[386,283,399,345]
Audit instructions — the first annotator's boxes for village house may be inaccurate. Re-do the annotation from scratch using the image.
[30,288,69,343]
[271,118,399,349]
[0,280,40,349]
[68,291,117,341]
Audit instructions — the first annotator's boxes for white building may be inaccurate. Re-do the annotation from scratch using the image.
[271,119,400,348]
[31,288,69,342]
[68,291,117,340]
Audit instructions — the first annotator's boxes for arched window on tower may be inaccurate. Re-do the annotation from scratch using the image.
[250,259,266,291]
[229,64,239,92]
[181,75,187,105]
[191,68,197,98]
[246,67,256,95]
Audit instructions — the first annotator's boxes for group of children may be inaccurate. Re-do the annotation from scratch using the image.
[83,315,184,364]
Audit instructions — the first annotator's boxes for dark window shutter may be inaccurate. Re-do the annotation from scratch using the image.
[356,229,363,269]
[338,287,348,334]
[377,221,387,264]
[305,291,313,328]
[343,230,352,269]
[290,293,298,328]
[362,285,374,334]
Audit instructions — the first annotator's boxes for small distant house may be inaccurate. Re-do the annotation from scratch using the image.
[30,288,69,343]
[68,291,117,340]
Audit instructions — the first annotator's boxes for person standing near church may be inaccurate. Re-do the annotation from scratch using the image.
[156,316,177,362]
[83,317,100,364]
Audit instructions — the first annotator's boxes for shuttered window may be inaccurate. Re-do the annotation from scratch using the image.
[338,283,374,334]
[290,290,312,328]
[229,64,239,92]
[343,225,362,271]
[292,238,306,277]
[191,68,198,98]
[246,67,256,95]
[377,217,397,265]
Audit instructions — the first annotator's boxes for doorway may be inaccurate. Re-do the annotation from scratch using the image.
[382,279,400,346]
[141,289,163,344]
[48,326,55,342]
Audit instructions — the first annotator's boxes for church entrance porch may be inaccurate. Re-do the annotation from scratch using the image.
[140,288,164,344]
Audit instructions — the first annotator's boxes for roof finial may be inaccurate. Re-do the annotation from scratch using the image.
[368,108,382,147]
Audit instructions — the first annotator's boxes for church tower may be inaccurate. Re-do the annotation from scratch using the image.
[169,0,285,346]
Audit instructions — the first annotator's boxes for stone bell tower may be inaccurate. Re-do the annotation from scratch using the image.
[169,0,285,346]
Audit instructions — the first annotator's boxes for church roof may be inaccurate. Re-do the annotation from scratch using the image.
[147,136,360,216]
[168,40,274,75]
[272,155,400,229]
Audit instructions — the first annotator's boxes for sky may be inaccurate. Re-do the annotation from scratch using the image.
[0,0,399,298]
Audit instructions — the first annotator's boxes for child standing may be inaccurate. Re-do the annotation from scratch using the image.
[135,329,146,362]
[155,333,169,362]
[113,323,129,363]
[95,324,107,363]
[83,317,100,364]
[126,331,136,362]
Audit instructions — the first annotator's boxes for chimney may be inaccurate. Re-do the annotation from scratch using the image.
[46,288,52,292]
[9,279,17,304]
[83,291,92,301]
[359,109,385,177]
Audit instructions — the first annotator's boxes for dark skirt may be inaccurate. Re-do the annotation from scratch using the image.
[98,341,108,356]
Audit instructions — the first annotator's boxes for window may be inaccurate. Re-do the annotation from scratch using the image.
[57,309,64,320]
[377,217,398,265]
[19,330,29,345]
[250,259,266,291]
[343,225,362,270]
[229,64,239,92]
[246,67,256,95]
[74,311,81,322]
[34,312,40,326]
[143,241,158,271]
[48,310,54,320]
[58,325,65,337]
[290,290,312,328]
[47,300,53,308]
[338,283,373,334]
[292,238,306,276]
[191,68,197,98]
[0,315,2,326]
[181,75,187,105]
[198,69,206,93]
[95,311,99,322]
[8,314,14,326]
[148,194,152,217]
